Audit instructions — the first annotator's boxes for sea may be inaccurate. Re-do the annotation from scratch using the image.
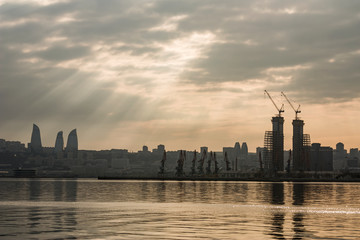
[1,178,360,239]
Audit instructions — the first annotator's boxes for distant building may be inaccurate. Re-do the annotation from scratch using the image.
[348,148,359,168]
[333,142,347,170]
[54,131,64,153]
[30,124,42,154]
[264,116,284,172]
[291,118,312,172]
[200,146,208,155]
[0,139,5,151]
[241,142,248,155]
[240,142,248,168]
[152,144,165,154]
[292,119,304,171]
[66,129,78,152]
[222,142,251,171]
[310,143,333,171]
[0,140,26,152]
[157,144,165,153]
[223,147,235,170]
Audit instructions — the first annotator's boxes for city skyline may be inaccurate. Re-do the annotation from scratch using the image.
[1,1,360,152]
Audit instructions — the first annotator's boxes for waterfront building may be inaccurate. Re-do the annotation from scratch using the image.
[291,119,312,171]
[30,124,42,154]
[54,131,64,153]
[310,143,333,171]
[348,148,359,168]
[157,144,165,153]
[152,144,165,154]
[66,129,78,152]
[200,146,208,155]
[333,142,347,170]
[240,142,248,168]
[264,116,284,172]
[0,140,26,152]
[272,116,284,171]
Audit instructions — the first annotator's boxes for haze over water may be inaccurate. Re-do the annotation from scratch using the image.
[1,179,360,239]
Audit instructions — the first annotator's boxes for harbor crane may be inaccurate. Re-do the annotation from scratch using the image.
[264,90,284,117]
[281,91,301,119]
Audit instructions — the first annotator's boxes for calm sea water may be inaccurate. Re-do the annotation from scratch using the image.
[1,179,360,239]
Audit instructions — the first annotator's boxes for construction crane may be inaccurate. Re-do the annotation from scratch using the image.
[264,90,284,117]
[281,91,301,119]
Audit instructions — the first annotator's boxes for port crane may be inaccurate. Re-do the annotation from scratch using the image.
[264,90,284,117]
[281,91,301,119]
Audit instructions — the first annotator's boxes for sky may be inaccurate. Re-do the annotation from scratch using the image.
[1,0,360,152]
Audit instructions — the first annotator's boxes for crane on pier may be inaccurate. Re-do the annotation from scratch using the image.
[264,90,284,117]
[281,91,301,119]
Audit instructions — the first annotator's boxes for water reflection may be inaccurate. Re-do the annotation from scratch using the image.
[177,182,185,202]
[268,183,285,239]
[293,183,305,206]
[26,180,78,238]
[2,179,360,239]
[156,181,166,202]
[292,184,306,239]
[53,179,63,201]
[292,213,305,240]
[267,183,308,239]
[65,180,77,202]
[270,212,286,240]
[28,207,41,230]
[271,183,284,205]
[29,179,41,201]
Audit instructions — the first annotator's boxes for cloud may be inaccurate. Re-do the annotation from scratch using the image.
[35,45,90,61]
[1,0,360,150]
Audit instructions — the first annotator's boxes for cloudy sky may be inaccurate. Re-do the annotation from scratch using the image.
[1,0,360,152]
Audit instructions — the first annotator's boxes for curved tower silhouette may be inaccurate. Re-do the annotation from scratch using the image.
[30,124,42,153]
[54,131,64,153]
[66,129,78,152]
[241,142,248,155]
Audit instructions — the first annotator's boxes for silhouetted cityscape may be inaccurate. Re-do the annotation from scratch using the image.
[1,111,359,179]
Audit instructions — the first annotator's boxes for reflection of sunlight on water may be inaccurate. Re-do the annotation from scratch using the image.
[2,180,360,239]
[2,200,360,215]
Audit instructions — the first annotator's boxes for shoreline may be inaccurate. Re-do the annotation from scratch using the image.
[2,175,360,182]
[97,176,360,182]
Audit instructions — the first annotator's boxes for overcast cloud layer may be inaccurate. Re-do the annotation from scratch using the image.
[1,0,360,151]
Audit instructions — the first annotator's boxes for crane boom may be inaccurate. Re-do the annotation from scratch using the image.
[264,90,284,117]
[281,91,301,119]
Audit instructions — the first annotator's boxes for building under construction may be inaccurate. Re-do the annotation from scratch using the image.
[292,119,311,171]
[264,91,285,173]
[264,116,284,172]
[281,92,311,172]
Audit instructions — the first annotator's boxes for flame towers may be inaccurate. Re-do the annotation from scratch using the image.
[66,129,78,152]
[30,124,42,153]
[54,131,64,153]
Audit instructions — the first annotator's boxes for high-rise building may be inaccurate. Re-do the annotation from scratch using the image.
[66,129,78,152]
[272,116,284,171]
[54,131,64,153]
[30,124,42,153]
[292,119,304,171]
